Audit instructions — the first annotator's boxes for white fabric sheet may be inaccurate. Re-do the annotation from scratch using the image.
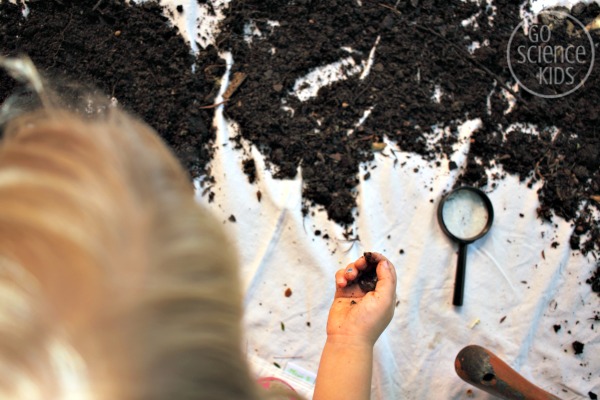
[158,1,600,398]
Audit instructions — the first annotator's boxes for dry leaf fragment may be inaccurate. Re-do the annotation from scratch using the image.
[329,153,342,162]
[372,142,387,152]
[223,72,246,100]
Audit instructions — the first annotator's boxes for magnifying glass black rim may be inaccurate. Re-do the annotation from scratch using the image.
[437,186,494,244]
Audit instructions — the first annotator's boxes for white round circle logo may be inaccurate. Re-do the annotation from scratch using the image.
[507,10,595,99]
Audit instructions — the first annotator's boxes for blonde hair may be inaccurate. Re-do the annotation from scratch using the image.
[0,106,265,399]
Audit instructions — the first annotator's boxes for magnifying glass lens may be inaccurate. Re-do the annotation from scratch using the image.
[438,186,494,306]
[442,190,490,240]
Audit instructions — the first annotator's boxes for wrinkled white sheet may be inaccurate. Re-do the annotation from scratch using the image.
[160,1,600,398]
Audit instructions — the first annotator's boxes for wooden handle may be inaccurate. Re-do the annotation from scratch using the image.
[455,345,562,400]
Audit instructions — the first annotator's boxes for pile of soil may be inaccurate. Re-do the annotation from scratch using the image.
[217,0,600,257]
[0,0,224,178]
[0,0,599,290]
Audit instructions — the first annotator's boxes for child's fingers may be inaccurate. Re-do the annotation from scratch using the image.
[353,256,367,270]
[335,254,394,292]
[336,260,364,288]
[374,259,397,301]
[335,268,348,288]
[343,263,359,281]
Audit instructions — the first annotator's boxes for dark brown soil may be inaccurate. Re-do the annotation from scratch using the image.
[217,0,600,257]
[0,0,224,178]
[1,1,599,294]
[356,251,379,293]
[588,263,600,295]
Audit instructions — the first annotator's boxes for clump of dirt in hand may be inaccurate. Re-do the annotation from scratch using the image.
[356,252,379,293]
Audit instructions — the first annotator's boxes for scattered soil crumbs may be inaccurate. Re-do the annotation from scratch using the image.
[243,158,257,183]
[572,340,585,355]
[0,0,224,178]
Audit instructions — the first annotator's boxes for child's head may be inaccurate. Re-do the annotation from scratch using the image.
[0,103,260,399]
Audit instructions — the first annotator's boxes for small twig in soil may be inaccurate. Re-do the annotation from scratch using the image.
[216,32,233,49]
[49,11,73,67]
[357,134,375,141]
[534,149,551,180]
[204,64,225,74]
[350,75,375,104]
[198,99,228,109]
[378,3,401,15]
[92,0,104,11]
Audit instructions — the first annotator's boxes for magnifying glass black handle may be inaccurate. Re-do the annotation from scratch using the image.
[453,242,468,306]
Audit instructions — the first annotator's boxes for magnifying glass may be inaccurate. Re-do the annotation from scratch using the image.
[438,186,494,306]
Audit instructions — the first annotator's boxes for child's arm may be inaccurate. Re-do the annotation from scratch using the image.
[313,252,397,400]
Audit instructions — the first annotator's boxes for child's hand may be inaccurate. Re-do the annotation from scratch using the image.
[315,253,396,400]
[326,252,397,347]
